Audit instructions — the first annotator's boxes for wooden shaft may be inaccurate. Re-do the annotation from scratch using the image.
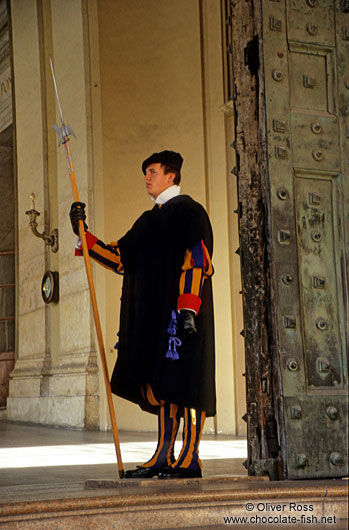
[65,141,124,478]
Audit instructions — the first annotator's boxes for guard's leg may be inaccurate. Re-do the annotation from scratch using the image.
[141,402,180,469]
[158,408,206,479]
[124,401,180,478]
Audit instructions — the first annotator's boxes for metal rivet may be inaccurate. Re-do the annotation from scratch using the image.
[317,357,330,374]
[295,454,308,468]
[287,359,299,372]
[284,316,296,329]
[313,276,326,289]
[316,318,328,331]
[309,192,321,205]
[277,51,284,58]
[290,406,302,419]
[326,406,339,420]
[307,0,317,6]
[311,230,322,242]
[303,75,316,88]
[273,119,286,132]
[311,122,322,134]
[272,69,283,82]
[277,188,288,200]
[330,452,343,466]
[312,149,324,161]
[261,378,268,393]
[275,146,288,158]
[306,22,318,35]
[278,230,291,244]
[282,273,293,285]
[270,16,282,31]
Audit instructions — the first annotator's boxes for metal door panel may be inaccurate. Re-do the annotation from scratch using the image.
[286,0,335,47]
[295,175,344,389]
[291,113,340,170]
[229,0,348,479]
[284,395,347,478]
[263,0,347,478]
[289,49,333,112]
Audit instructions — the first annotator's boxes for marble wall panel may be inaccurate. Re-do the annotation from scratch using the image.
[59,289,92,354]
[17,308,45,357]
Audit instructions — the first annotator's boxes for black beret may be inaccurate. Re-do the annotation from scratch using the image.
[142,150,183,174]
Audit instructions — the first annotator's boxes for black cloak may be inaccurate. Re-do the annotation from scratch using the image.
[110,195,216,417]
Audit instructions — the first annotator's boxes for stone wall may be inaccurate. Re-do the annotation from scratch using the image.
[0,0,15,410]
[7,0,99,429]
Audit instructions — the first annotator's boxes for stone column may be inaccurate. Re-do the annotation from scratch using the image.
[7,0,100,429]
[0,0,15,412]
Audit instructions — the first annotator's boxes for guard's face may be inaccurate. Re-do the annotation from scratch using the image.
[144,163,175,198]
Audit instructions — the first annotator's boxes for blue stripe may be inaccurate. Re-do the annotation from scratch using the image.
[190,241,204,268]
[89,249,119,270]
[176,410,203,469]
[176,409,192,467]
[198,270,204,297]
[192,412,203,464]
[184,269,193,294]
[96,240,120,258]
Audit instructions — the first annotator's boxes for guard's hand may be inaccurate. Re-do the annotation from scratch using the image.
[179,309,197,337]
[69,202,88,236]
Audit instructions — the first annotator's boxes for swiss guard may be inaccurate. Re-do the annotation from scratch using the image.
[70,150,216,479]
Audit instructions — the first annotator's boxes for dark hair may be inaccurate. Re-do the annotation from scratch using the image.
[162,164,181,185]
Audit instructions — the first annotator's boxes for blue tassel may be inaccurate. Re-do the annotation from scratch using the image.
[166,335,181,361]
[166,349,179,361]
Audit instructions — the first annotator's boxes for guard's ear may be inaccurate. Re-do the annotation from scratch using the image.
[167,172,175,183]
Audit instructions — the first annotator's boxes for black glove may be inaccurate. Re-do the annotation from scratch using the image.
[179,309,197,337]
[69,202,88,236]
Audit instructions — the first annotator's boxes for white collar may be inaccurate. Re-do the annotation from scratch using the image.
[152,185,181,205]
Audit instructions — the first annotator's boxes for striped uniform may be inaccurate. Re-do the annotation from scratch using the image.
[75,231,213,315]
[75,195,215,471]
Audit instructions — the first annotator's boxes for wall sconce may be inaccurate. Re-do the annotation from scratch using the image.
[25,193,59,253]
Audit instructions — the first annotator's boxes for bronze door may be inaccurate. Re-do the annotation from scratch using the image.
[228,0,348,479]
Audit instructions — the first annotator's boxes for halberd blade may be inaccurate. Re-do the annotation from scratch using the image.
[52,123,76,147]
[50,56,77,145]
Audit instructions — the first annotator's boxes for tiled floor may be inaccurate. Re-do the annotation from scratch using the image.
[1,421,347,530]
[0,420,247,502]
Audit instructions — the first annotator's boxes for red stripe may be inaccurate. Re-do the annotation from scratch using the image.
[85,231,99,248]
[177,293,201,314]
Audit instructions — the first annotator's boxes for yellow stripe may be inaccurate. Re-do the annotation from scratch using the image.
[182,249,193,271]
[146,383,160,406]
[182,408,197,468]
[91,242,122,268]
[203,245,213,276]
[197,411,206,469]
[179,271,186,296]
[167,404,179,465]
[182,410,206,469]
[142,404,165,468]
[191,268,203,296]
[175,408,189,464]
